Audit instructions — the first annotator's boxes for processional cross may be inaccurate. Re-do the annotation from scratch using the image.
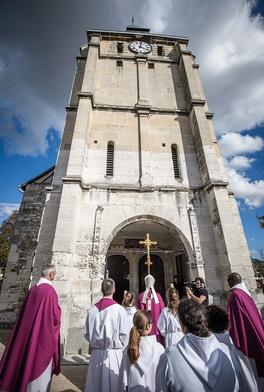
[139,233,157,275]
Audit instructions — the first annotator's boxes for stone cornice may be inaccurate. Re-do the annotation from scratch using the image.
[66,95,190,116]
[205,111,214,119]
[65,105,78,112]
[205,181,229,193]
[99,53,177,63]
[61,177,229,195]
[88,41,100,47]
[189,99,206,110]
[60,177,199,194]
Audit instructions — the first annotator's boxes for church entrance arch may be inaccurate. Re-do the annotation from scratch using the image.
[139,255,165,301]
[106,215,194,301]
[107,255,129,304]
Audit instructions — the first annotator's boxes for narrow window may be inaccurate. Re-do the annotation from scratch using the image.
[157,45,163,56]
[117,42,123,53]
[116,60,123,67]
[106,142,114,176]
[171,144,180,178]
[148,62,154,69]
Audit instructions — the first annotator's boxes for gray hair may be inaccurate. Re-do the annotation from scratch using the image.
[42,264,56,278]
[102,278,115,296]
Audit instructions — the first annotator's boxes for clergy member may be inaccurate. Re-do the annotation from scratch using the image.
[0,264,61,392]
[84,278,130,392]
[227,272,264,379]
[156,298,248,392]
[137,274,165,344]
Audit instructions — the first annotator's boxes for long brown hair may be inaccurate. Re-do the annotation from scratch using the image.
[127,310,150,365]
[122,291,135,307]
[166,287,179,315]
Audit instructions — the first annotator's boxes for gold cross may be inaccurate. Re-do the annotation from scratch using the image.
[139,233,157,275]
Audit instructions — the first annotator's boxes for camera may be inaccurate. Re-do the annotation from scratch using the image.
[183,281,196,292]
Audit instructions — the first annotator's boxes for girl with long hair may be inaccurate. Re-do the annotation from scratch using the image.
[118,310,164,391]
[122,291,138,330]
[157,286,184,348]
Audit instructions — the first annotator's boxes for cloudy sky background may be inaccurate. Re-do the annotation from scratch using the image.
[0,0,263,258]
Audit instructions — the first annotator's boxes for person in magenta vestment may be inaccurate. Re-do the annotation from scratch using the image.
[0,264,61,392]
[137,275,165,344]
[227,272,264,379]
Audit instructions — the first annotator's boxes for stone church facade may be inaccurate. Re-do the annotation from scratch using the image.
[1,26,261,356]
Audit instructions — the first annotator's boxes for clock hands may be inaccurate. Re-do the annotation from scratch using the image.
[128,41,152,54]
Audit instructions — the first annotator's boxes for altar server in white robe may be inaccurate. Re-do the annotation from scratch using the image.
[156,299,248,392]
[118,310,164,391]
[206,304,261,392]
[157,286,184,348]
[84,278,130,392]
[122,290,138,332]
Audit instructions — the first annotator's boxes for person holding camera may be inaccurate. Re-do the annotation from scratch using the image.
[185,277,208,306]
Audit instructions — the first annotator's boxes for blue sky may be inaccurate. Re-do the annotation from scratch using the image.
[0,0,263,259]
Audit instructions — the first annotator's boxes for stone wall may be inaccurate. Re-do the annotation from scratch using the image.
[0,168,54,326]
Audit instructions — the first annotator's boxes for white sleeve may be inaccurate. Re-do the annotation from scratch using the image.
[119,307,130,347]
[84,312,90,342]
[117,349,129,391]
[155,352,170,392]
[157,309,167,337]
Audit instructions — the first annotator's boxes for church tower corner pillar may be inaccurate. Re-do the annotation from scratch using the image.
[187,206,205,280]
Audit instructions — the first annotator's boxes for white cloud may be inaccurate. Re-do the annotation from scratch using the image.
[0,0,264,212]
[0,203,20,224]
[218,133,264,158]
[143,0,172,32]
[225,166,264,208]
[186,0,264,135]
[0,46,64,156]
[228,156,256,170]
[219,133,264,208]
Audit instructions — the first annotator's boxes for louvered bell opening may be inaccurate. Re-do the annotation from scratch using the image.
[106,143,114,176]
[171,145,180,178]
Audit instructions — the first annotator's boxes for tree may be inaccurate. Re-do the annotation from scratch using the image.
[0,210,18,269]
[259,246,264,261]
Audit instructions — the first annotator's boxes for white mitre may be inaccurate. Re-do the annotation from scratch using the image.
[142,275,159,304]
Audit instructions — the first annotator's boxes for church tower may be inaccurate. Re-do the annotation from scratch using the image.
[1,26,258,355]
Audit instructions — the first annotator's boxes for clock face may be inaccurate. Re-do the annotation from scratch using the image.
[128,41,152,54]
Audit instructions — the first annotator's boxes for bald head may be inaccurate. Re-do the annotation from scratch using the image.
[227,272,242,288]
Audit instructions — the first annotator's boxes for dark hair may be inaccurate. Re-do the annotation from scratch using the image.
[166,287,179,315]
[178,298,210,337]
[228,273,242,284]
[206,305,230,333]
[127,310,150,365]
[195,277,205,287]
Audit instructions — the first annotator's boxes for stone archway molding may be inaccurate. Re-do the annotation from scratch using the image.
[104,214,203,280]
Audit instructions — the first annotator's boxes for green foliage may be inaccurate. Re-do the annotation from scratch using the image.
[259,246,264,260]
[252,257,264,278]
[0,211,18,269]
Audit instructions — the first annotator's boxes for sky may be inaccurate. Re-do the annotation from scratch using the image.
[0,0,263,259]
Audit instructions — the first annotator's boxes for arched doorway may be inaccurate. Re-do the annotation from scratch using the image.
[107,255,129,304]
[106,216,194,302]
[138,255,165,301]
